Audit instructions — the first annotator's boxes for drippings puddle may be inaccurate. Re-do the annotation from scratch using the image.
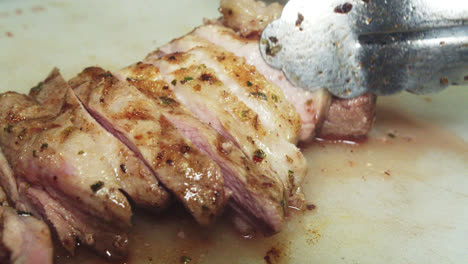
[55,98,468,264]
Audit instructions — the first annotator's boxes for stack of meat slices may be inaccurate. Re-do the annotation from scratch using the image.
[217,0,377,141]
[0,187,53,264]
[0,0,377,261]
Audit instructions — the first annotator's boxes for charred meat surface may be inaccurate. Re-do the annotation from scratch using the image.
[70,67,228,226]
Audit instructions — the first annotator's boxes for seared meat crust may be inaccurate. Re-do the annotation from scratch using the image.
[70,67,228,226]
[146,45,307,206]
[119,63,288,233]
[0,69,170,258]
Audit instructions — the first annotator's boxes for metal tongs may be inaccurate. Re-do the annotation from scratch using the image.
[260,0,468,98]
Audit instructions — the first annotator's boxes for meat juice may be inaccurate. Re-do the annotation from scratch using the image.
[54,95,468,264]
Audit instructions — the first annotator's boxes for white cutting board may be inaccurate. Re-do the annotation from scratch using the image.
[0,1,467,263]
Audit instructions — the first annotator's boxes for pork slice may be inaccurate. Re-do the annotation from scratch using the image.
[118,63,287,233]
[0,203,53,264]
[0,148,19,205]
[317,93,377,140]
[24,187,128,259]
[153,24,332,142]
[217,3,378,140]
[28,70,171,212]
[145,49,307,205]
[70,67,228,226]
[0,186,53,264]
[147,43,301,144]
[0,69,135,257]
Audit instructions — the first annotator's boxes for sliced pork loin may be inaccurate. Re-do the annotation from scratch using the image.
[118,63,290,233]
[148,45,302,143]
[71,64,286,233]
[29,71,171,212]
[145,45,308,206]
[0,188,53,264]
[217,0,377,141]
[0,69,170,258]
[70,67,229,226]
[153,24,332,141]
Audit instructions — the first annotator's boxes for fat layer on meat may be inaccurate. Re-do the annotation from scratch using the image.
[117,62,288,233]
[29,71,171,212]
[70,67,229,226]
[146,44,307,207]
[0,69,167,258]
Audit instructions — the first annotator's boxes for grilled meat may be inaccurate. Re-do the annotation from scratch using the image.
[70,65,288,233]
[118,62,288,233]
[0,193,53,264]
[70,67,228,226]
[0,69,170,258]
[146,45,307,205]
[218,0,377,141]
[318,94,377,140]
[29,73,171,212]
[154,24,332,141]
[0,1,380,259]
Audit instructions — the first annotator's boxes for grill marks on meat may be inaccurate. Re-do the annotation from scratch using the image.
[0,1,381,260]
[29,71,171,212]
[70,67,228,226]
[194,25,333,141]
[0,69,169,258]
[146,44,307,205]
[152,25,332,141]
[218,2,377,141]
[148,46,301,143]
[0,188,53,264]
[118,63,287,233]
[155,25,376,142]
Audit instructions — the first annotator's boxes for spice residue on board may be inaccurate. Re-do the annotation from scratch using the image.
[264,246,282,264]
